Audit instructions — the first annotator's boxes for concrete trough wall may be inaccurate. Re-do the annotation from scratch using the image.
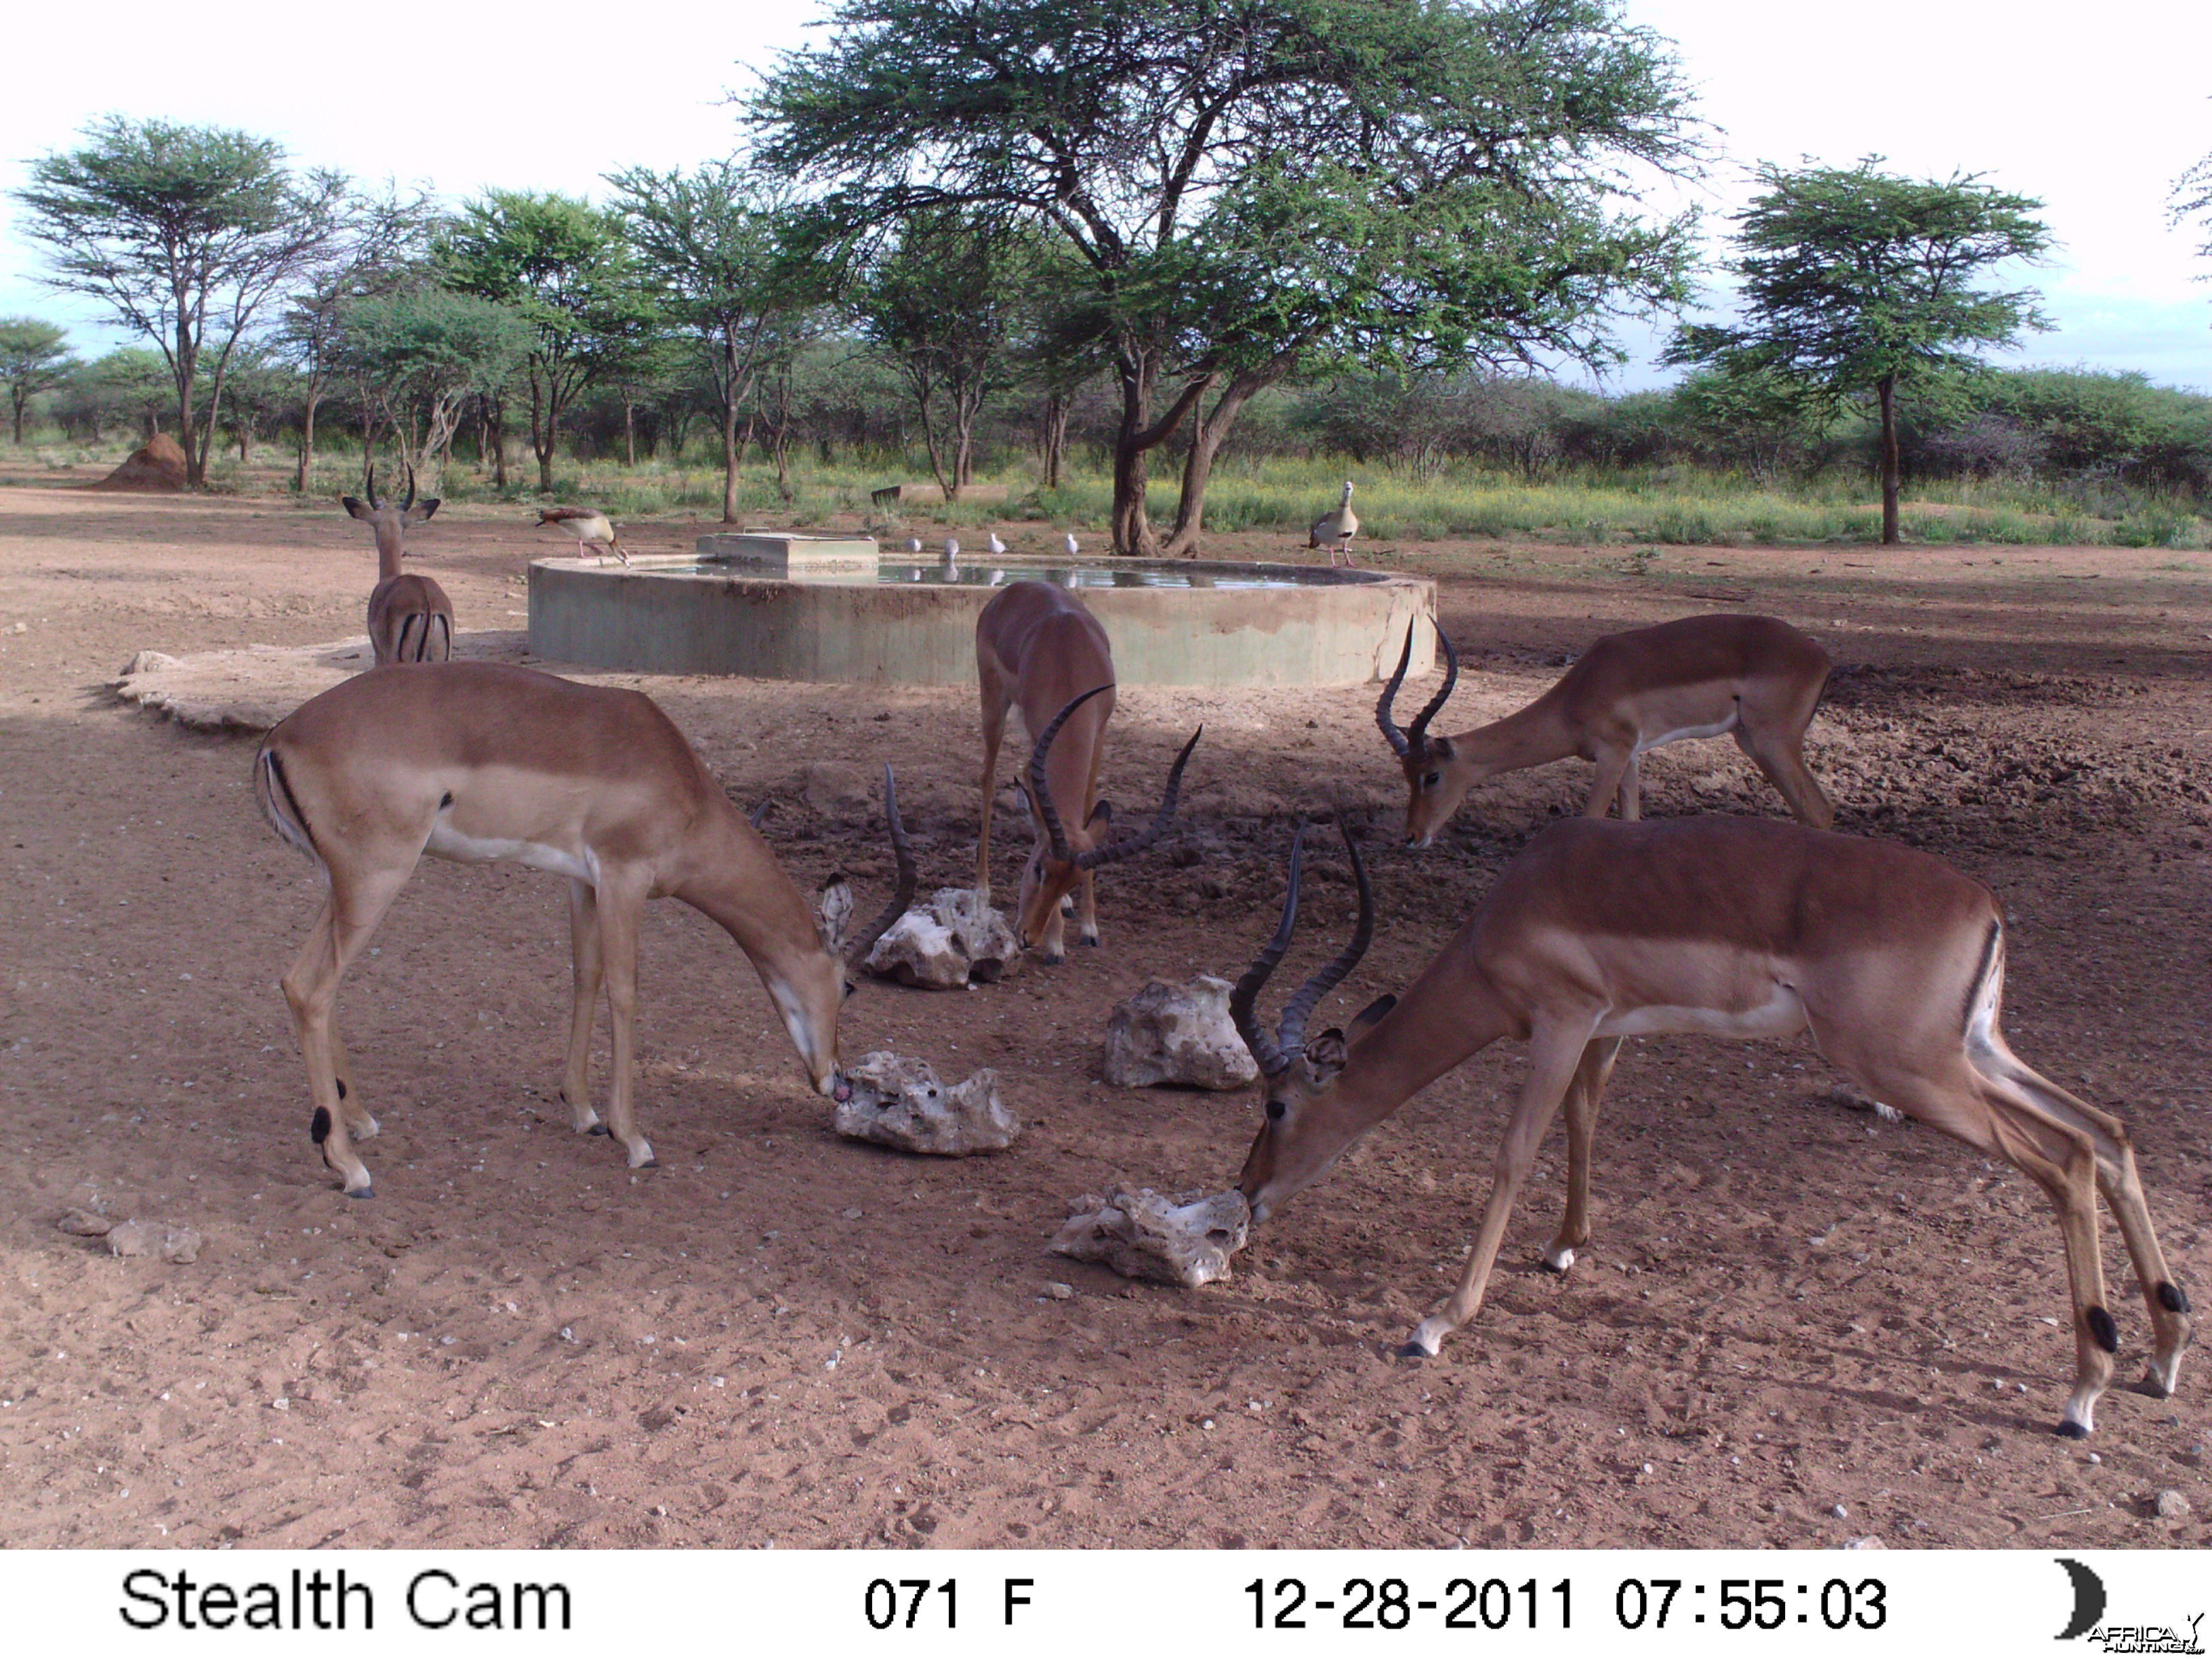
[527,558,1435,688]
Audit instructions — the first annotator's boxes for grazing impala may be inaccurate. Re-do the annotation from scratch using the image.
[1377,615,1835,844]
[973,579,1201,962]
[344,466,453,665]
[1231,817,2190,1438]
[255,661,914,1198]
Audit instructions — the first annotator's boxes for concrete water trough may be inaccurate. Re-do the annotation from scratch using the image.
[527,533,1435,687]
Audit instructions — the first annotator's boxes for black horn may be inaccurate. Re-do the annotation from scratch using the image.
[1229,822,1305,1079]
[1025,685,1113,863]
[401,463,416,514]
[363,463,382,510]
[1075,724,1202,870]
[843,765,918,971]
[1275,825,1374,1057]
[1376,622,1416,757]
[1404,622,1458,755]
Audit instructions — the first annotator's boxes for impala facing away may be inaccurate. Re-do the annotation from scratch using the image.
[344,466,453,665]
[974,579,1201,962]
[255,661,914,1198]
[1231,816,2190,1438]
[1378,614,1835,844]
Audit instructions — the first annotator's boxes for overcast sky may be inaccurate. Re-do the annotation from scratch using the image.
[2,0,2207,391]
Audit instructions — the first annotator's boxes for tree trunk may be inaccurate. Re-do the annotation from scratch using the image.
[720,394,741,524]
[1109,344,1214,555]
[487,394,508,490]
[10,393,24,445]
[623,396,636,468]
[1040,392,1069,490]
[1162,357,1294,557]
[295,380,323,493]
[1877,373,1902,546]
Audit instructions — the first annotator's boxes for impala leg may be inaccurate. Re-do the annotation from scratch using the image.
[1544,1038,1622,1272]
[329,1033,377,1139]
[1076,746,1105,947]
[280,863,414,1198]
[1404,1025,1591,1358]
[1616,754,1643,822]
[594,875,656,1171]
[976,675,1007,908]
[559,878,606,1135]
[1734,722,1835,830]
[1584,747,1633,820]
[1982,1057,2193,1402]
[1839,1051,2117,1435]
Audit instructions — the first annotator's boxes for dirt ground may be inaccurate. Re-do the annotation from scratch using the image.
[0,482,2207,1551]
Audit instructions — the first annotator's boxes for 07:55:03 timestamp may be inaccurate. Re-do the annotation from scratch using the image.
[1244,1576,1889,1633]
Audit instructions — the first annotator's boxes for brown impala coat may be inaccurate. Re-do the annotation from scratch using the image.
[257,662,909,1197]
[1235,816,2190,1438]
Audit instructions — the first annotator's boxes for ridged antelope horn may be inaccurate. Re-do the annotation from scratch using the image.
[401,463,417,514]
[1074,723,1202,871]
[364,463,381,510]
[844,764,917,972]
[1404,621,1458,756]
[1275,824,1373,1057]
[1229,822,1306,1078]
[1025,685,1113,864]
[1376,622,1416,757]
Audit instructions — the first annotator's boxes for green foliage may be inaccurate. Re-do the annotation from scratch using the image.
[754,0,1705,548]
[0,316,80,443]
[11,116,347,484]
[336,287,531,485]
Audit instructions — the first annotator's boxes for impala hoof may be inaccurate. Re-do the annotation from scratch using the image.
[1040,951,1064,966]
[1079,934,1100,948]
[346,1185,374,1202]
[2054,1418,2091,1439]
[588,1123,610,1136]
[1393,1341,1429,1361]
[1542,1246,1576,1273]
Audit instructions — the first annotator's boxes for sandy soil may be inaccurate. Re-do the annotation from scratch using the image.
[0,483,2206,1551]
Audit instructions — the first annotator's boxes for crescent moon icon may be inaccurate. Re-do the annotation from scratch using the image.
[2055,1557,2106,1641]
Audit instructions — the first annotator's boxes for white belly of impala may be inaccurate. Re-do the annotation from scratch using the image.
[1635,714,1737,755]
[424,821,598,886]
[1595,983,1807,1040]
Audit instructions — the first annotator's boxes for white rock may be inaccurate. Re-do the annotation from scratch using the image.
[833,1052,1020,1156]
[865,888,1021,989]
[1844,1536,1885,1550]
[55,1208,112,1237]
[1050,1186,1250,1289]
[105,1221,201,1264]
[2155,1488,2191,1518]
[117,649,178,676]
[1103,975,1259,1091]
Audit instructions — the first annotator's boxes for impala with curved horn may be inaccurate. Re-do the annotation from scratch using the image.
[973,579,1202,962]
[255,661,915,1198]
[1377,614,1835,845]
[1231,815,2190,1439]
[344,464,453,665]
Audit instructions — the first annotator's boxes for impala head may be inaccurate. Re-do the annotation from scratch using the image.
[1231,822,1393,1223]
[343,464,438,556]
[795,764,918,1100]
[1018,685,1202,964]
[1376,619,1467,847]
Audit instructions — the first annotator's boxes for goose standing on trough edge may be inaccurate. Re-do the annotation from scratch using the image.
[538,506,626,562]
[1309,480,1358,567]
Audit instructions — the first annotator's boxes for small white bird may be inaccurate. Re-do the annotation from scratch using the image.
[538,506,626,562]
[943,536,960,559]
[1308,480,1359,567]
[1063,531,1080,556]
[905,535,924,555]
[987,531,1008,555]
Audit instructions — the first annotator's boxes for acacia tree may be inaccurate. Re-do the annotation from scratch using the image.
[754,0,1699,553]
[336,287,531,490]
[2175,144,2212,285]
[12,117,346,487]
[439,191,643,493]
[1668,159,2051,545]
[604,163,792,520]
[0,318,79,444]
[278,183,434,491]
[851,209,1035,499]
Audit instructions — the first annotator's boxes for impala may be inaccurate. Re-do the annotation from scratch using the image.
[344,466,453,665]
[1231,817,2190,1438]
[255,661,914,1198]
[1378,615,1835,844]
[974,579,1201,962]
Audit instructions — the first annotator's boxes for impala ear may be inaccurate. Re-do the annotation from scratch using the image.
[1429,736,1454,761]
[1349,994,1396,1038]
[817,876,856,954]
[1086,799,1113,827]
[342,496,370,520]
[409,497,441,523]
[1304,1027,1350,1079]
